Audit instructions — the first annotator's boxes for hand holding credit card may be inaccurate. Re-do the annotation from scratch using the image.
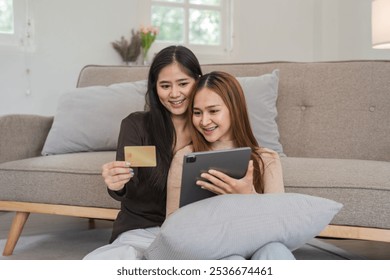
[124,146,157,167]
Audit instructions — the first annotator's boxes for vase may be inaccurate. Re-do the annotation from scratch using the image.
[141,48,150,66]
[123,61,137,66]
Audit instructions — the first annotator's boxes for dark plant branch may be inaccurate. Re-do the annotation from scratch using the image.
[112,29,141,63]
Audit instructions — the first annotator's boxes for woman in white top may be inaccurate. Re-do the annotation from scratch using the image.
[166,71,295,260]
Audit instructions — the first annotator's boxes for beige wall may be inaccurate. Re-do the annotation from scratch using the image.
[1,0,389,116]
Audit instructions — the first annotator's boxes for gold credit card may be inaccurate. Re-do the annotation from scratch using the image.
[124,146,157,167]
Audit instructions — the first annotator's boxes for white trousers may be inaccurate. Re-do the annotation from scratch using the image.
[83,227,160,260]
[222,242,296,260]
[83,228,295,260]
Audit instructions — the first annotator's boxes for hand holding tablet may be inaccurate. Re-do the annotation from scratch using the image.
[179,147,252,208]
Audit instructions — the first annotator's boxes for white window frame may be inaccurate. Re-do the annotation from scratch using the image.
[139,0,233,59]
[0,0,34,52]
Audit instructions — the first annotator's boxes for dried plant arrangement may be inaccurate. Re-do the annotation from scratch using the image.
[112,29,141,64]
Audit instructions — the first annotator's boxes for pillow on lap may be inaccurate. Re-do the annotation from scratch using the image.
[144,193,342,260]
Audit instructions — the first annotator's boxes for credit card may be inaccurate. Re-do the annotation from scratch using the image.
[124,146,156,167]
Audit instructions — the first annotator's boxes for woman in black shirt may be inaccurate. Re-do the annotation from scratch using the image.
[84,45,202,259]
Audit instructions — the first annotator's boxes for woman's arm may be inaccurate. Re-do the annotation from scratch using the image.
[107,113,145,200]
[196,148,284,194]
[166,145,193,216]
[260,148,285,193]
[196,160,256,194]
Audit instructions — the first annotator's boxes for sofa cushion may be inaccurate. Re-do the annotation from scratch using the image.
[41,71,284,156]
[281,157,390,229]
[0,152,119,209]
[237,70,284,155]
[144,193,342,259]
[41,81,147,155]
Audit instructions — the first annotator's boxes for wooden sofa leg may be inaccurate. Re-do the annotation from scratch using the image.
[2,211,30,256]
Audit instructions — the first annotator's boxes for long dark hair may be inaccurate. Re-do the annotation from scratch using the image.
[145,45,202,192]
[188,71,265,193]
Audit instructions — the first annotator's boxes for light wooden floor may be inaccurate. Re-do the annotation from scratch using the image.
[1,211,389,260]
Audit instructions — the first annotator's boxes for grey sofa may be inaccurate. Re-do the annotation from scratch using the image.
[1,60,389,256]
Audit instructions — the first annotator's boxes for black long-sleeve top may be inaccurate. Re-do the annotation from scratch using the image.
[108,111,166,243]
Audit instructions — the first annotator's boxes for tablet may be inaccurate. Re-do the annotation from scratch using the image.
[179,147,251,208]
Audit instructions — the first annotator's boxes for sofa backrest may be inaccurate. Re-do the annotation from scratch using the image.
[77,61,390,161]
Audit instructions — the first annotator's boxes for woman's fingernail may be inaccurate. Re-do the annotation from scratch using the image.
[125,161,131,167]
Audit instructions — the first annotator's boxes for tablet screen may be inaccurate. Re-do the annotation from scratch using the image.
[179,147,251,208]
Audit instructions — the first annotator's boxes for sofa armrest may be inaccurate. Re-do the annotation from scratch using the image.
[0,114,54,163]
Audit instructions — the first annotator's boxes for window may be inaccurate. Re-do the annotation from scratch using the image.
[0,0,14,34]
[147,0,232,56]
[0,0,33,51]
